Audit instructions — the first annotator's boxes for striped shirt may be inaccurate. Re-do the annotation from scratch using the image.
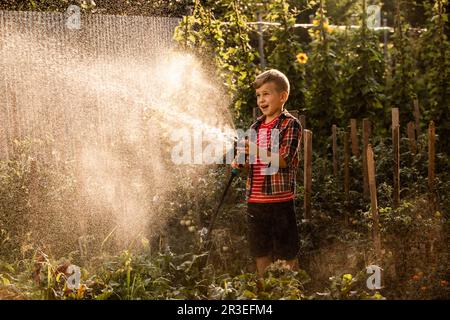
[244,109,302,202]
[248,115,294,203]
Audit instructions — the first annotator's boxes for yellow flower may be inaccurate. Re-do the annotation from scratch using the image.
[342,274,353,281]
[312,19,320,26]
[372,292,384,300]
[76,284,87,299]
[296,52,308,64]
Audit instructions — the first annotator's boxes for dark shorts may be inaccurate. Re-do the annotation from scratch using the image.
[246,200,299,260]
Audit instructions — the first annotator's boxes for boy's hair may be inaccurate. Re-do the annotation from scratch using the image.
[253,69,290,95]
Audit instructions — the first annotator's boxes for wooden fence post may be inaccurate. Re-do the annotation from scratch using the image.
[299,115,306,132]
[350,119,359,157]
[343,131,350,199]
[332,125,337,177]
[392,108,400,208]
[299,113,305,158]
[304,129,312,221]
[362,119,371,199]
[406,121,417,155]
[367,144,382,262]
[428,121,436,211]
[295,113,304,183]
[343,131,350,226]
[413,99,421,138]
[289,110,299,120]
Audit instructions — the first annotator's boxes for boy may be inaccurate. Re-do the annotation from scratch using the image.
[232,69,302,277]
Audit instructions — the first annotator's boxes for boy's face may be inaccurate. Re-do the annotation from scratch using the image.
[255,82,288,119]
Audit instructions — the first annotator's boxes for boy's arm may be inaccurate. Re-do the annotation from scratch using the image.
[248,119,302,168]
[278,119,302,167]
[250,144,288,168]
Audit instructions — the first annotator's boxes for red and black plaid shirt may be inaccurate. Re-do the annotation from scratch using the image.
[245,109,302,201]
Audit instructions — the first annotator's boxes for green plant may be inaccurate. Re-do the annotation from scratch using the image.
[208,261,311,299]
[340,14,385,130]
[265,0,307,111]
[386,0,418,123]
[174,0,257,124]
[317,271,385,300]
[305,5,340,146]
[418,0,450,153]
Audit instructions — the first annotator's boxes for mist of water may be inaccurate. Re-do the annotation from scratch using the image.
[0,10,235,254]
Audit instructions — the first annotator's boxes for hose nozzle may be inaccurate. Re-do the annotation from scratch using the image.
[231,168,240,176]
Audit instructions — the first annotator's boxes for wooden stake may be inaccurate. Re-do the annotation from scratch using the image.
[406,121,417,155]
[289,110,299,119]
[392,108,400,208]
[367,144,382,262]
[350,119,359,157]
[304,129,312,221]
[362,119,371,199]
[343,131,350,226]
[428,121,435,209]
[332,125,337,177]
[298,114,305,163]
[413,99,421,138]
[296,116,304,184]
[343,131,350,199]
[299,115,306,132]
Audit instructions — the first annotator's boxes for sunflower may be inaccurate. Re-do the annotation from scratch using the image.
[296,52,308,64]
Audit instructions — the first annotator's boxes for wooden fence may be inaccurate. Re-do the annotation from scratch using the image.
[299,100,437,263]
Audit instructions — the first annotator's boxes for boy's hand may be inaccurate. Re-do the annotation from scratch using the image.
[232,138,250,170]
[231,158,249,171]
[236,138,248,155]
[231,159,240,169]
[232,139,248,170]
[231,151,248,168]
[237,138,258,157]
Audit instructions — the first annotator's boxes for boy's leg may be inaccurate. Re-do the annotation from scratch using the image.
[247,203,273,277]
[272,201,300,267]
[255,256,272,278]
[284,258,299,270]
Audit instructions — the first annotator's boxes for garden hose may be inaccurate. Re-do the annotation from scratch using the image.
[200,167,240,268]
